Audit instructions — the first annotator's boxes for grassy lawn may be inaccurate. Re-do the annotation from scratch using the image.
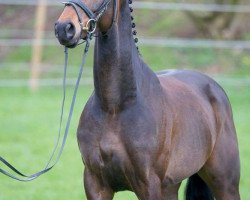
[0,39,250,200]
[0,74,249,199]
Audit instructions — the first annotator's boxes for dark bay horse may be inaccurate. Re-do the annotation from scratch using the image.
[55,0,240,199]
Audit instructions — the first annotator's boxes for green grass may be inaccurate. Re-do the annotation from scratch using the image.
[0,76,250,199]
[1,33,250,200]
[0,85,138,200]
[1,45,250,199]
[226,84,250,198]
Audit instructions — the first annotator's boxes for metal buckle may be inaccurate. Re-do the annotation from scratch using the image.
[81,19,97,34]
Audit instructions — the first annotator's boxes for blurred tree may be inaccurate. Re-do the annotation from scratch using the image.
[185,0,240,39]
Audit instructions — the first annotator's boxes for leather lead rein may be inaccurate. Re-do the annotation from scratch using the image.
[0,38,91,182]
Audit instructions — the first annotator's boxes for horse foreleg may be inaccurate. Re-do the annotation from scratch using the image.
[84,168,114,200]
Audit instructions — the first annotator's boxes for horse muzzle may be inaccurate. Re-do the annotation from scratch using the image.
[55,21,79,48]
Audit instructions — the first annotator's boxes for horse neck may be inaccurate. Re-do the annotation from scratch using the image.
[93,3,141,113]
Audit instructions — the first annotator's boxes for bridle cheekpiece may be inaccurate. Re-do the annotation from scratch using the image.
[62,0,112,36]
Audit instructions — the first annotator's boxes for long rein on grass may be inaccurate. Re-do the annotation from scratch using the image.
[0,36,91,181]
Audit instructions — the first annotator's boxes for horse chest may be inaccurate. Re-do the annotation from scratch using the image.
[99,132,123,162]
[85,129,128,172]
[85,130,131,190]
[79,99,162,185]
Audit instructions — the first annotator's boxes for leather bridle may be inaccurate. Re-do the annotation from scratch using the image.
[62,0,117,38]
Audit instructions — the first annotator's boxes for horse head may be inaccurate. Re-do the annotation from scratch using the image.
[55,0,118,48]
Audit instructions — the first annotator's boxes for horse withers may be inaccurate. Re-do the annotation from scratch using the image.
[55,0,240,199]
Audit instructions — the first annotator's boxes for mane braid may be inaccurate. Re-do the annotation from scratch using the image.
[129,0,140,55]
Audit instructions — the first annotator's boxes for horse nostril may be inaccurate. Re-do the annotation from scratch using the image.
[65,23,75,40]
[54,21,76,45]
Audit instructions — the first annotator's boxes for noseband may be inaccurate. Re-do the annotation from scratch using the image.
[62,0,117,37]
